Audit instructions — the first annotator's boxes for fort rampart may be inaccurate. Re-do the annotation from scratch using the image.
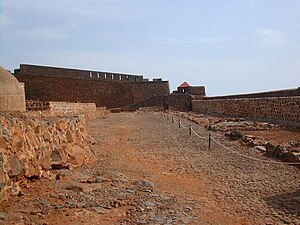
[14,64,144,82]
[14,65,170,109]
[192,96,300,123]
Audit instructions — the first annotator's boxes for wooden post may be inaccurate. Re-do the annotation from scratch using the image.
[179,120,181,128]
[209,134,211,149]
[189,125,192,135]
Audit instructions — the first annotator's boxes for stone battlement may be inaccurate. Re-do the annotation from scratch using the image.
[14,64,163,82]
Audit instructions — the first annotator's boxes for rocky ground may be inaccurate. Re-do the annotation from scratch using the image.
[170,111,300,163]
[0,112,299,224]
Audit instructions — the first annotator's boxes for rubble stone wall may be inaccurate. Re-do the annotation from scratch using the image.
[0,113,96,202]
[26,101,96,115]
[192,96,300,123]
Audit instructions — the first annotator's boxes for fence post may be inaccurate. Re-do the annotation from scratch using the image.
[189,125,192,135]
[209,134,211,149]
[179,120,181,129]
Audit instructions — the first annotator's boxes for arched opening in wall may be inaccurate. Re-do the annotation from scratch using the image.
[104,73,107,79]
[126,75,129,81]
[119,75,121,80]
[183,88,186,93]
[97,72,99,78]
[112,74,114,80]
[89,72,92,78]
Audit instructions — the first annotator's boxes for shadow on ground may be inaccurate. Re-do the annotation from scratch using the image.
[264,189,300,217]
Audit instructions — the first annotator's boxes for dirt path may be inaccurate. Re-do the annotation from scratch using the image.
[1,112,299,225]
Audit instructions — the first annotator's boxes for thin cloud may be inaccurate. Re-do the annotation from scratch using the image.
[189,37,238,43]
[17,24,82,40]
[2,0,141,21]
[156,36,241,44]
[254,28,289,46]
[156,37,182,44]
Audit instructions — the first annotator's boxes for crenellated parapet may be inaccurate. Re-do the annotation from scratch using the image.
[14,64,153,82]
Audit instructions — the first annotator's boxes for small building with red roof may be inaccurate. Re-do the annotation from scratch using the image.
[173,81,205,96]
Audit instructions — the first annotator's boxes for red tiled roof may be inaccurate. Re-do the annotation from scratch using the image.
[179,82,190,88]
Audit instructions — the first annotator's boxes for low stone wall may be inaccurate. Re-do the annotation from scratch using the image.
[192,96,300,124]
[0,113,96,202]
[26,101,96,115]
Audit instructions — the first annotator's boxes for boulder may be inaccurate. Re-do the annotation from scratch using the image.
[284,152,300,163]
[226,129,243,140]
[7,156,25,178]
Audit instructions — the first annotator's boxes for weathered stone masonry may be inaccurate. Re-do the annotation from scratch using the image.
[192,96,300,123]
[14,64,170,109]
[0,113,96,202]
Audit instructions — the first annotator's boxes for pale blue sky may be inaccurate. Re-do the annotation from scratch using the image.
[1,0,300,96]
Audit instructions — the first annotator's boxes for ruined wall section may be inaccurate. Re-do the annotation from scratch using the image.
[26,101,96,115]
[26,101,109,119]
[192,97,300,123]
[0,113,96,202]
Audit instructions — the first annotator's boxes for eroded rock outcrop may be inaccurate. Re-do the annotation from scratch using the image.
[0,114,96,202]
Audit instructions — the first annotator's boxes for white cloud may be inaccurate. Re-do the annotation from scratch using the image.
[254,28,289,46]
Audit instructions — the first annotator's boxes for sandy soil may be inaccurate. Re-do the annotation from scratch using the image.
[0,112,299,225]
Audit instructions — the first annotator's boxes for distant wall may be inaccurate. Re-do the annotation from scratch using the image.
[123,94,191,112]
[206,87,300,100]
[15,75,170,109]
[192,96,300,123]
[167,95,191,112]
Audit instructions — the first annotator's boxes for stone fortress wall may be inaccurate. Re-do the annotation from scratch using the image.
[14,64,170,109]
[192,88,300,124]
[14,64,145,82]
